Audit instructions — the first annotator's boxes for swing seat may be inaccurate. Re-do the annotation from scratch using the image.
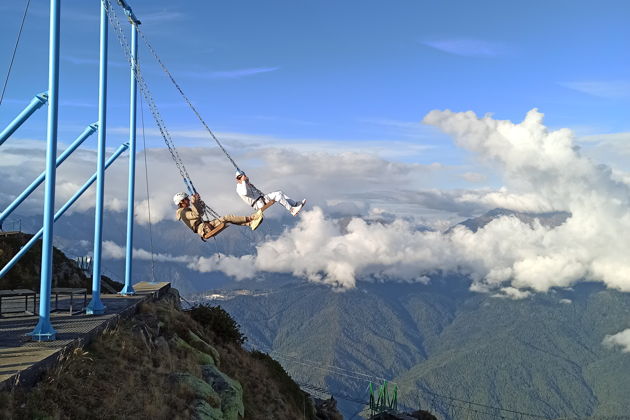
[260,200,275,212]
[202,222,228,240]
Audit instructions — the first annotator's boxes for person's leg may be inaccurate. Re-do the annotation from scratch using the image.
[220,215,250,225]
[264,191,297,212]
[221,212,263,230]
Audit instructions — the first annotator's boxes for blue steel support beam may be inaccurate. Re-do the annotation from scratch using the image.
[120,20,139,296]
[0,91,48,146]
[28,0,60,342]
[0,123,98,227]
[87,1,108,315]
[0,144,129,280]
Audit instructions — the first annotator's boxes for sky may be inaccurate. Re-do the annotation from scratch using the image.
[3,0,630,335]
[2,1,630,170]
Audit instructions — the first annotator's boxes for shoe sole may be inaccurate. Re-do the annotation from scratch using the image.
[292,199,306,216]
[250,216,263,231]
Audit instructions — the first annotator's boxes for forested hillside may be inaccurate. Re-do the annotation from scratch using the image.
[213,278,630,419]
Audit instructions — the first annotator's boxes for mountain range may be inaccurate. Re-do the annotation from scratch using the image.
[209,276,630,420]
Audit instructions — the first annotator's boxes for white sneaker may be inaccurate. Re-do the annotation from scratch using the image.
[290,199,306,216]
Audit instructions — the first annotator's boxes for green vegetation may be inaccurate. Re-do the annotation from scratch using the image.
[189,304,247,346]
[0,234,86,291]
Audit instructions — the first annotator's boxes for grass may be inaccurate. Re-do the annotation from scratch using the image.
[0,292,318,420]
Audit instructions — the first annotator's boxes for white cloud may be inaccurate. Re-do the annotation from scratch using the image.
[603,329,630,353]
[102,240,195,264]
[190,109,630,296]
[560,80,630,99]
[493,287,532,300]
[461,172,486,183]
[8,109,630,298]
[180,67,280,80]
[422,38,505,57]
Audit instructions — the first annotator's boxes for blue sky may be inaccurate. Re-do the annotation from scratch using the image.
[1,0,630,186]
[5,1,630,298]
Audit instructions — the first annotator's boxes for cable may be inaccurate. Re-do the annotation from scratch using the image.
[1,0,31,106]
[135,25,266,199]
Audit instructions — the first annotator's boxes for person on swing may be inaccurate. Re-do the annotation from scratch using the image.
[173,192,263,239]
[235,170,306,216]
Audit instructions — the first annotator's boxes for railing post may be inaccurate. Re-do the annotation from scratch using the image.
[0,123,98,227]
[120,11,140,296]
[87,0,108,315]
[28,0,60,342]
[0,91,48,147]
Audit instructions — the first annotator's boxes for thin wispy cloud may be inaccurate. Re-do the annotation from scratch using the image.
[181,67,280,80]
[63,55,128,68]
[421,38,504,57]
[25,8,97,22]
[560,80,630,99]
[60,100,96,108]
[251,115,317,126]
[140,11,186,24]
[360,118,427,139]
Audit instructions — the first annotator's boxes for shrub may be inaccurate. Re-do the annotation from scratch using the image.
[188,304,246,345]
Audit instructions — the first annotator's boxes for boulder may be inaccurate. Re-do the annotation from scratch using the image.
[170,335,216,366]
[191,399,224,420]
[170,372,221,408]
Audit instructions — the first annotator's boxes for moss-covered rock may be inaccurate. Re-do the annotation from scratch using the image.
[192,399,224,420]
[201,364,245,420]
[170,334,217,366]
[188,330,221,367]
[170,372,221,408]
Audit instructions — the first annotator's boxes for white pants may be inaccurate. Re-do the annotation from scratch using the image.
[254,191,298,212]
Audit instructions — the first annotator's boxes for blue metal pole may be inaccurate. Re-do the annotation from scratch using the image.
[87,1,108,315]
[120,22,138,296]
[28,0,60,342]
[0,91,48,146]
[1,144,129,280]
[0,123,98,227]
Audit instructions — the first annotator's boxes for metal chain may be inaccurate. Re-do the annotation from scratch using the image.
[137,27,240,171]
[101,0,221,220]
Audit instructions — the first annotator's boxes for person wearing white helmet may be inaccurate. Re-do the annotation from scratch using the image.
[173,192,263,239]
[235,170,306,216]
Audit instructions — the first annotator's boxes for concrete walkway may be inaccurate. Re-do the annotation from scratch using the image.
[0,281,170,390]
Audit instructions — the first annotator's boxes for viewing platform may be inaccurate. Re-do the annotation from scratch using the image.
[0,281,170,390]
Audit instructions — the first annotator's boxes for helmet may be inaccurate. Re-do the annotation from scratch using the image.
[235,169,245,179]
[173,192,188,206]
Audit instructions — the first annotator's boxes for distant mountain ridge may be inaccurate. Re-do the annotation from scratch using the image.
[449,207,571,233]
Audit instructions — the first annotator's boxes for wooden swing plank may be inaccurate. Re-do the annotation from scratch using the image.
[260,200,275,212]
[202,222,228,240]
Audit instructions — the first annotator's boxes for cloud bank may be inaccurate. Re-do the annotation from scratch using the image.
[200,109,630,295]
[6,109,630,298]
